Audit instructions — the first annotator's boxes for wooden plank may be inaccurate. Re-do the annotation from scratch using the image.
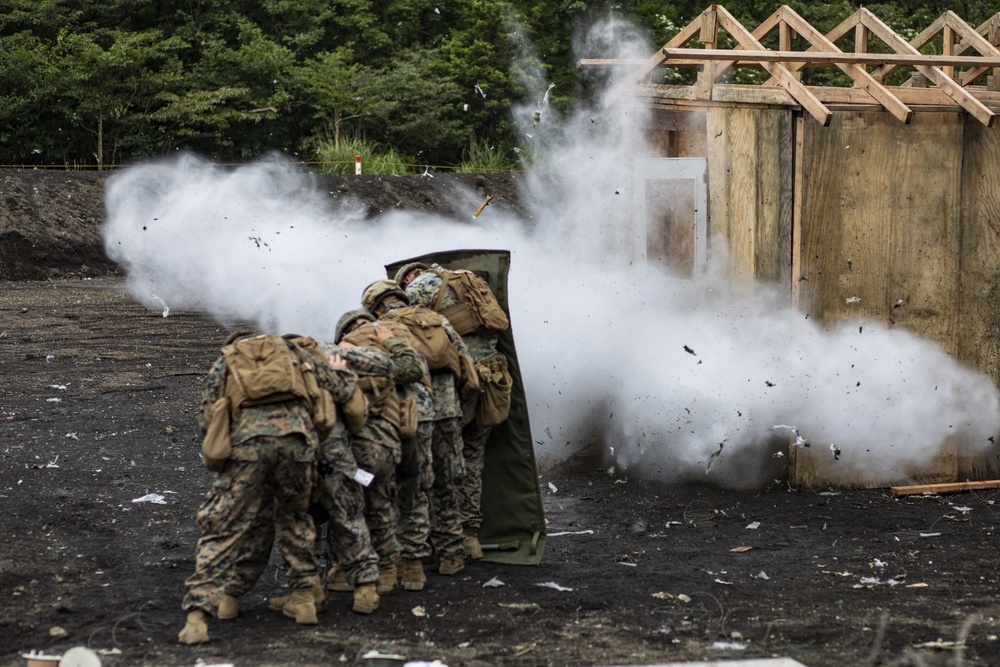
[791,113,804,308]
[796,112,964,360]
[956,119,1000,388]
[713,6,832,125]
[661,47,1000,68]
[777,5,912,123]
[890,480,1000,496]
[639,82,1000,107]
[859,8,995,126]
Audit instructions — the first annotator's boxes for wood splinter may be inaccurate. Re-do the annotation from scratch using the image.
[890,480,1000,496]
[472,194,494,219]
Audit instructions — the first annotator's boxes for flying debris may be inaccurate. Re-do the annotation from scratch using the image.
[533,110,542,127]
[474,83,486,98]
[705,441,726,473]
[830,444,841,460]
[472,194,494,219]
[772,425,809,448]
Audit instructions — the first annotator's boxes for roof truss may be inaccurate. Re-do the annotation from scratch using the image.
[589,4,1000,126]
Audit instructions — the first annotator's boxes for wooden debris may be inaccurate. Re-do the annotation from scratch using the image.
[890,480,1000,496]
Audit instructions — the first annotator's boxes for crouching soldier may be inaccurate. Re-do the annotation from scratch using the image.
[178,331,360,645]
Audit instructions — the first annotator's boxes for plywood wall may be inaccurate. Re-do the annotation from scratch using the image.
[706,106,793,286]
[796,112,965,356]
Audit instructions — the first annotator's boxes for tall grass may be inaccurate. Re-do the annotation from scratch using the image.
[309,135,415,175]
[455,137,520,173]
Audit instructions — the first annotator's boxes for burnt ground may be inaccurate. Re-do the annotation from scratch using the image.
[3,168,1000,667]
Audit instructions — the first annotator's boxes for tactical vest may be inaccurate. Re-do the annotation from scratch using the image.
[430,268,510,337]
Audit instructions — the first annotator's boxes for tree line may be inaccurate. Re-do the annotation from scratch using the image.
[1,0,995,170]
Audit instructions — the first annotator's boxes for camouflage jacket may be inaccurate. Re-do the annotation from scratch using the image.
[405,266,498,361]
[198,344,358,451]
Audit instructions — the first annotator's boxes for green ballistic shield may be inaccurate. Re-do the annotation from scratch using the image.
[386,249,545,565]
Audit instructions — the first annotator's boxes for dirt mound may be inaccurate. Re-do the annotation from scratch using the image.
[0,168,527,281]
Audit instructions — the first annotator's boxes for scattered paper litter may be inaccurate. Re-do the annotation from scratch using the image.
[412,605,427,617]
[746,521,760,529]
[536,581,573,591]
[547,481,557,493]
[482,577,505,588]
[710,641,746,650]
[132,493,167,504]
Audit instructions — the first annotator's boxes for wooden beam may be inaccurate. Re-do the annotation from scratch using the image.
[776,6,912,122]
[891,480,1000,496]
[713,6,832,125]
[577,59,651,68]
[602,8,710,108]
[661,48,1000,69]
[943,12,1000,86]
[859,8,995,126]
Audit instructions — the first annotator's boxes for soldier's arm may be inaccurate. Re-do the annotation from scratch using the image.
[307,350,360,404]
[197,357,228,436]
[382,337,425,384]
[319,340,395,377]
[441,315,470,356]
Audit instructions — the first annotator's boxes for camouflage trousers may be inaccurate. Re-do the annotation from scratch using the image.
[313,464,379,586]
[182,434,319,616]
[396,420,433,559]
[351,420,401,566]
[429,416,465,558]
[457,419,492,531]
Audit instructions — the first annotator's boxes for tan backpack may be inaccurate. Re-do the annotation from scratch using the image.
[380,305,461,376]
[340,322,403,430]
[201,334,338,471]
[431,269,510,336]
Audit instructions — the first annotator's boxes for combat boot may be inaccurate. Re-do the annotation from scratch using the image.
[463,528,483,561]
[400,558,426,591]
[267,582,327,614]
[352,583,380,614]
[177,610,209,644]
[377,560,399,594]
[325,563,354,592]
[280,588,318,625]
[438,554,465,576]
[217,595,240,621]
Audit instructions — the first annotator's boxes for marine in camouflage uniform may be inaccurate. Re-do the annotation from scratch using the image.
[401,263,506,560]
[179,333,358,644]
[365,279,471,575]
[321,325,422,593]
[239,341,392,615]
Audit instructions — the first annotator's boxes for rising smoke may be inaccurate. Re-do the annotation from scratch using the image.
[101,18,1000,490]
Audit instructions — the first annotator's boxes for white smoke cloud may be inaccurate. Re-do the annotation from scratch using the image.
[101,18,1000,490]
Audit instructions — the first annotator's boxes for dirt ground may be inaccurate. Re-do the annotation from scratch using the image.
[3,168,1000,667]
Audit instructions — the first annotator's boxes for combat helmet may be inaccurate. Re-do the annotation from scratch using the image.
[394,261,429,286]
[361,279,409,312]
[335,309,375,343]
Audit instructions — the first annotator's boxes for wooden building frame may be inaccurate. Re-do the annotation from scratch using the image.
[582,5,1000,488]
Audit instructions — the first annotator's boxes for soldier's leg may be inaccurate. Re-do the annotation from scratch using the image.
[180,458,267,642]
[270,435,320,590]
[458,420,491,560]
[428,416,465,566]
[396,421,434,561]
[352,434,402,583]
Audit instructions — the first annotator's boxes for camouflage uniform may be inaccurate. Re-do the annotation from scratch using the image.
[182,343,358,617]
[406,267,505,534]
[319,340,406,568]
[376,321,435,561]
[382,296,470,559]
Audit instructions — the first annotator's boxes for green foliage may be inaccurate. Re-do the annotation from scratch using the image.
[1,0,998,167]
[455,137,519,173]
[309,134,414,175]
